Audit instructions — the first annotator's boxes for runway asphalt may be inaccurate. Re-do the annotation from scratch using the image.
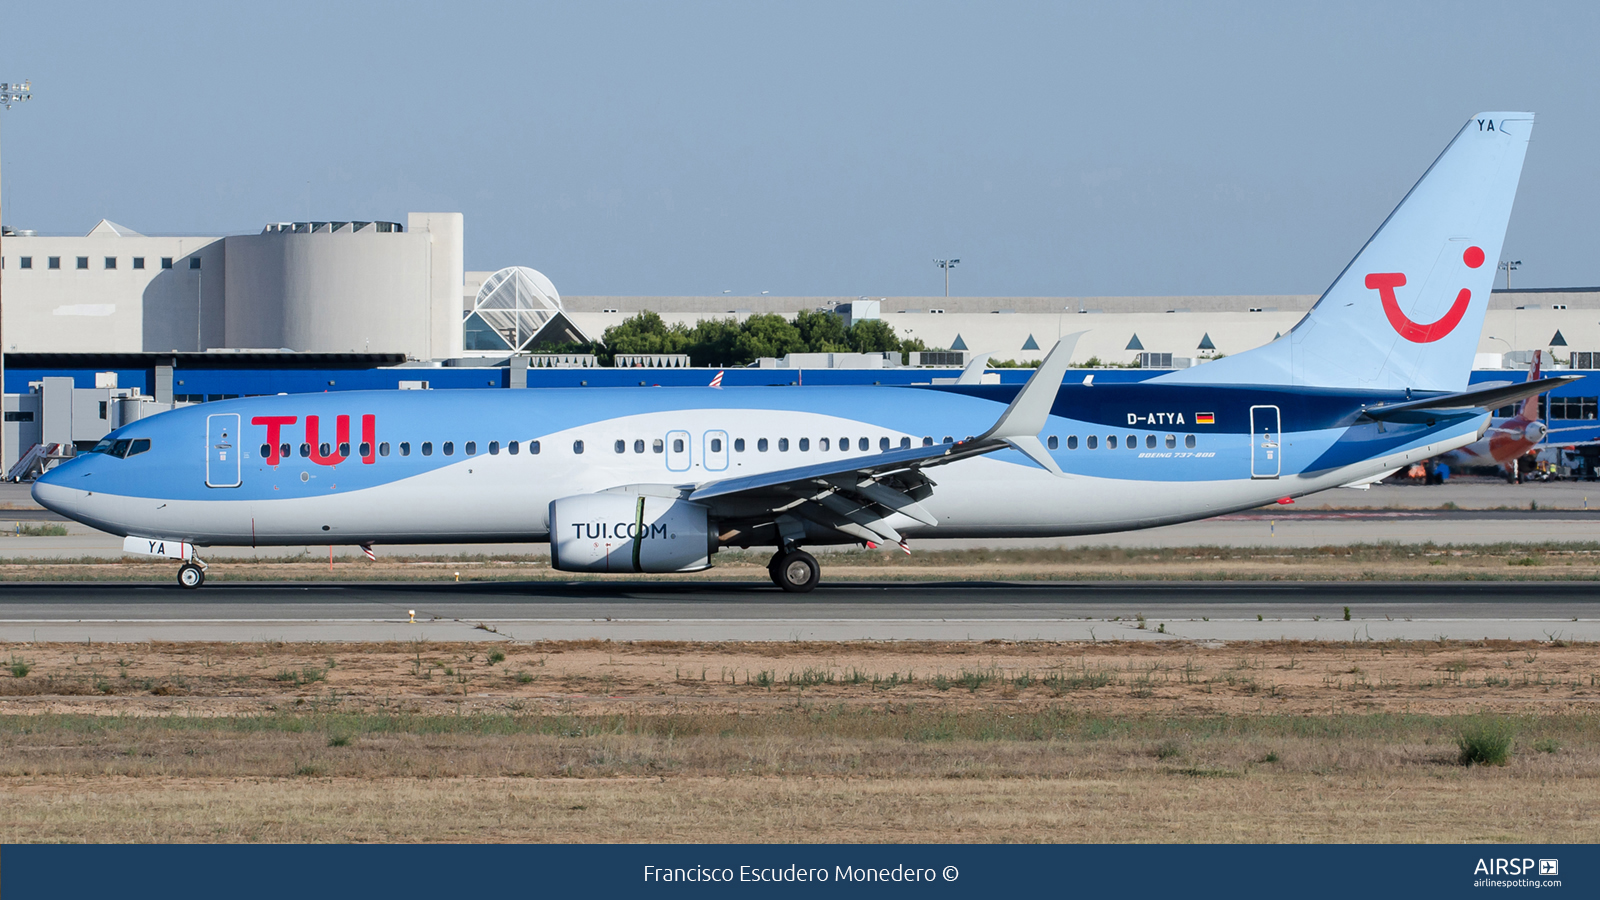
[0,580,1593,643]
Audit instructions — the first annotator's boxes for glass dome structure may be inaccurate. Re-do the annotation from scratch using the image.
[462,266,589,353]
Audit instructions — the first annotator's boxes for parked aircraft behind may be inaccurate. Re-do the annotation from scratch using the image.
[1434,351,1577,475]
[34,111,1575,591]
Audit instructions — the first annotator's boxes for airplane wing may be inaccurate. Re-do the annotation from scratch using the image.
[679,334,1082,547]
[1362,375,1581,420]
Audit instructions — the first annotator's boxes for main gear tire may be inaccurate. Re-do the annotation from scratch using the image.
[770,549,820,593]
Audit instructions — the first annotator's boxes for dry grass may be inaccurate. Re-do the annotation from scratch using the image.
[6,542,1600,582]
[0,638,1596,842]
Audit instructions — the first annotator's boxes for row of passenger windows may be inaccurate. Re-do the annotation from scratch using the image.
[262,439,544,460]
[5,256,199,270]
[262,433,1201,461]
[591,435,929,455]
[1047,433,1198,450]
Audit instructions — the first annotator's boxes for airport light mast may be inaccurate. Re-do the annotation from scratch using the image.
[0,79,32,480]
[1499,259,1521,290]
[934,258,960,297]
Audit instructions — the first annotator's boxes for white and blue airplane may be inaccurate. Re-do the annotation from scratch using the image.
[34,111,1572,591]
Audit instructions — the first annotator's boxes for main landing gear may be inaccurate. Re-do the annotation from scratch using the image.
[177,561,206,589]
[768,547,820,593]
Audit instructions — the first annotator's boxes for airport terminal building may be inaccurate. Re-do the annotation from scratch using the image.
[2,212,1599,474]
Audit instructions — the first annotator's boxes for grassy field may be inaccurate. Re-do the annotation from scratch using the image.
[0,639,1594,842]
[6,542,1600,582]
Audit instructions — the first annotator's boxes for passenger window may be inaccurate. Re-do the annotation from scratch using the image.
[319,442,332,457]
[710,438,722,453]
[1087,435,1098,449]
[358,442,371,458]
[734,438,745,452]
[859,437,869,451]
[299,443,311,458]
[758,438,769,452]
[380,442,391,456]
[1126,434,1137,449]
[923,436,933,446]
[127,438,150,457]
[942,436,953,444]
[778,438,789,451]
[488,441,499,455]
[614,440,626,454]
[260,443,272,459]
[634,440,645,453]
[1166,434,1176,449]
[400,442,411,457]
[443,441,454,456]
[652,439,664,454]
[1047,436,1058,450]
[1145,435,1155,449]
[508,440,519,455]
[818,438,829,451]
[280,443,290,459]
[880,437,890,451]
[338,442,351,458]
[572,440,583,454]
[422,442,433,456]
[1107,435,1117,449]
[672,438,684,453]
[800,438,811,451]
[1185,434,1196,449]
[465,441,477,455]
[1067,435,1078,450]
[531,441,540,454]
[841,437,850,451]
[900,437,910,449]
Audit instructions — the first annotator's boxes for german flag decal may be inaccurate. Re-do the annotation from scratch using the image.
[1195,412,1215,425]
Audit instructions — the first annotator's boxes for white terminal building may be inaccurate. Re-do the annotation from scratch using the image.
[0,212,1590,367]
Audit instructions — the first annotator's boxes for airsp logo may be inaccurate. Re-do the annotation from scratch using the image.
[1473,858,1544,876]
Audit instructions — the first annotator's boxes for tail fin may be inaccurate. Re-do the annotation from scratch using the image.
[1519,350,1543,418]
[1165,112,1533,392]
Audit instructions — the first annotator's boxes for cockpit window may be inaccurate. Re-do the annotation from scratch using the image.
[90,437,150,459]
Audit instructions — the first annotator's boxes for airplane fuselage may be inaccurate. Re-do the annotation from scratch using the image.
[34,381,1486,549]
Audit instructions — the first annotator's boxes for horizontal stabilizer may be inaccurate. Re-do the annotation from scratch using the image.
[1362,375,1579,420]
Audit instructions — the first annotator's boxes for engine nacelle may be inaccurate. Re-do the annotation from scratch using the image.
[549,493,714,573]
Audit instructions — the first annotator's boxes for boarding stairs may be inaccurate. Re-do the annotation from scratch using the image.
[6,442,74,483]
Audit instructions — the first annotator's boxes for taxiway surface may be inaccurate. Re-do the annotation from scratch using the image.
[1,580,1594,643]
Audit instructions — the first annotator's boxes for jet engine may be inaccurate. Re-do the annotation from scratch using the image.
[549,493,714,573]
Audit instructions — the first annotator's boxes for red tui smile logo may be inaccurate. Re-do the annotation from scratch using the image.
[1364,245,1485,343]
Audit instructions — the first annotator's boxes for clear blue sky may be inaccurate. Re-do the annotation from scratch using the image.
[2,1,1596,297]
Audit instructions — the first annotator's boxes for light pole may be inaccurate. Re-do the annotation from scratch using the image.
[1499,259,1521,290]
[934,258,960,298]
[0,79,31,478]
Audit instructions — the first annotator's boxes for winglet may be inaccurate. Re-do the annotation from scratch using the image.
[974,333,1082,473]
[955,352,994,385]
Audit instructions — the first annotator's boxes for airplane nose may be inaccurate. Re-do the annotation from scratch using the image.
[31,468,82,518]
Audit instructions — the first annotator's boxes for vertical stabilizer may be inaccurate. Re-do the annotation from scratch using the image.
[1164,112,1533,392]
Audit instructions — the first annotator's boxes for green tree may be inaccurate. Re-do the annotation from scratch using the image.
[846,319,902,355]
[793,309,852,353]
[735,313,807,362]
[600,311,686,364]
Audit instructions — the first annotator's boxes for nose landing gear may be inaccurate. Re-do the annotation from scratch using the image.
[177,561,207,589]
[768,547,820,593]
